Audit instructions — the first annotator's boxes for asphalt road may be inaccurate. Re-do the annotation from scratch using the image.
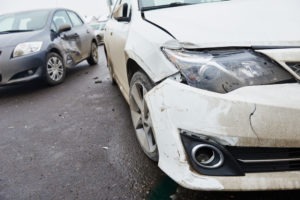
[0,46,300,200]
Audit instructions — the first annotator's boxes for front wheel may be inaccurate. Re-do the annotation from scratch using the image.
[87,42,98,66]
[44,52,66,86]
[129,71,158,161]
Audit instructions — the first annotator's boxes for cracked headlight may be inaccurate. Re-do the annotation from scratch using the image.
[162,48,293,93]
[13,41,43,58]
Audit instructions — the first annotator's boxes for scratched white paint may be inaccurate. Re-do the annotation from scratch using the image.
[104,0,300,191]
[146,79,300,190]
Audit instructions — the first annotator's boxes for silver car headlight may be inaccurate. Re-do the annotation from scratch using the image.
[162,48,293,93]
[13,41,43,58]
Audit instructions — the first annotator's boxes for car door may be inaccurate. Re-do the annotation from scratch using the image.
[105,0,131,95]
[53,10,82,64]
[67,10,92,59]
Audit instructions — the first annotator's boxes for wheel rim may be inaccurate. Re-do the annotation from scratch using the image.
[47,56,64,81]
[92,44,98,62]
[130,81,157,154]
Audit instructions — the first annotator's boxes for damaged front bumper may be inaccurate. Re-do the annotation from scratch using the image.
[145,78,300,191]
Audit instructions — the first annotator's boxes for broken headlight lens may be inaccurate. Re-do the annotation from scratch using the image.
[162,48,293,93]
[13,41,43,58]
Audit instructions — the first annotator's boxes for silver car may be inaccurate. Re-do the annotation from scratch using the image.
[0,8,98,86]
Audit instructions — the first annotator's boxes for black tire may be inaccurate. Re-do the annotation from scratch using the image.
[129,71,158,161]
[44,52,66,86]
[87,42,98,66]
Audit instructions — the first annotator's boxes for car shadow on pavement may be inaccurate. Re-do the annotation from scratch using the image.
[0,63,92,99]
[147,174,300,200]
[0,79,46,98]
[175,188,300,200]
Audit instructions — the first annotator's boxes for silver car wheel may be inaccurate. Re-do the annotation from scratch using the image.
[87,42,98,66]
[47,56,64,82]
[92,43,98,62]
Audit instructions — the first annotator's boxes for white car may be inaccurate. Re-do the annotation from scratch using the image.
[104,0,300,191]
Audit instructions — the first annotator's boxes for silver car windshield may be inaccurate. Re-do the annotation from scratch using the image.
[0,10,49,33]
[139,0,228,11]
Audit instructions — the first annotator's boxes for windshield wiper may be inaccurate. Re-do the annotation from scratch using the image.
[0,29,34,34]
[141,2,191,11]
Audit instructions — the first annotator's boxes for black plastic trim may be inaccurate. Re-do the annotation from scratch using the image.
[180,132,244,176]
[227,146,300,173]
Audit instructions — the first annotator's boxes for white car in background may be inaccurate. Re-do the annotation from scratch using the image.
[104,0,300,191]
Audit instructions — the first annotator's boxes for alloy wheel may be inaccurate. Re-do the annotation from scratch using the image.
[130,79,157,158]
[47,56,64,82]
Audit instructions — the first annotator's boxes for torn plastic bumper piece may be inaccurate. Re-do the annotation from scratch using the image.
[145,78,300,190]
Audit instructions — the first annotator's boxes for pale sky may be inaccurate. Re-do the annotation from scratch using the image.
[0,0,110,20]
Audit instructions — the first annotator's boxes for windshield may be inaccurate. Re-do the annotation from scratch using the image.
[139,0,228,11]
[0,10,50,33]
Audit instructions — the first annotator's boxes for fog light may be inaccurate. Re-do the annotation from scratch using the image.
[191,144,224,169]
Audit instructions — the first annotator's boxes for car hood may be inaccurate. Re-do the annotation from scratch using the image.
[144,0,300,48]
[0,31,42,48]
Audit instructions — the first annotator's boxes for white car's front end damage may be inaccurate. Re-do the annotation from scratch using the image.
[138,0,300,190]
[146,78,300,190]
[105,0,300,191]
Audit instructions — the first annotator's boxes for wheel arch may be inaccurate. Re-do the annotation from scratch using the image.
[126,58,154,86]
[46,47,68,67]
[48,47,62,57]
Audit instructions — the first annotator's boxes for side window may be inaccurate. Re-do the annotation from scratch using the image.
[53,10,72,31]
[67,11,83,27]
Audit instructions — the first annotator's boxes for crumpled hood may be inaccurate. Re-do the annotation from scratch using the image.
[144,0,300,48]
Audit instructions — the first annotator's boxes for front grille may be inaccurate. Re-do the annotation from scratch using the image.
[286,62,300,76]
[226,146,300,173]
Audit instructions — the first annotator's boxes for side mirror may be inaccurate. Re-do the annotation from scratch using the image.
[57,24,71,34]
[113,3,130,22]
